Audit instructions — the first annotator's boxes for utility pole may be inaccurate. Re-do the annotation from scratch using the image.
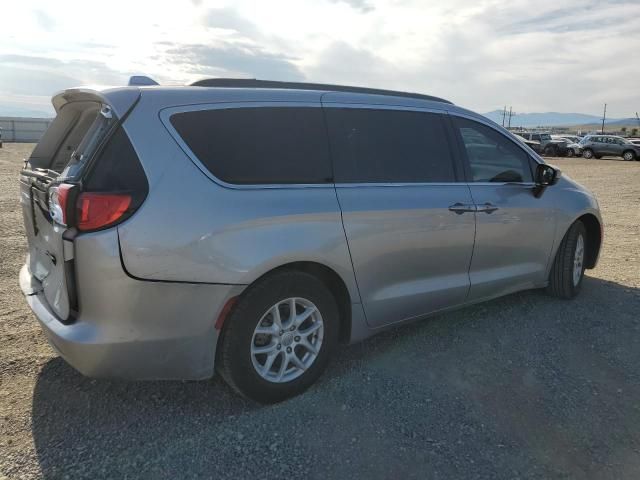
[507,106,514,129]
[502,106,507,127]
[601,103,607,134]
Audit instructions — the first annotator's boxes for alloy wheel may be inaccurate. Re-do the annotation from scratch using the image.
[250,297,324,383]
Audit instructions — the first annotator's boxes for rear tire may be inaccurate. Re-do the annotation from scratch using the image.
[217,270,339,403]
[547,221,587,299]
[582,149,594,159]
[566,148,575,158]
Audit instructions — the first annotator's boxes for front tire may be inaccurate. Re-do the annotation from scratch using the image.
[566,148,575,157]
[217,270,339,403]
[623,150,636,161]
[547,221,587,299]
[582,149,594,159]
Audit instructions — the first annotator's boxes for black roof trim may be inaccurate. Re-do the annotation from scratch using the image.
[189,78,453,104]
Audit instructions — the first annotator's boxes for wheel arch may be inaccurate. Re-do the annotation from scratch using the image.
[577,213,602,269]
[223,261,353,345]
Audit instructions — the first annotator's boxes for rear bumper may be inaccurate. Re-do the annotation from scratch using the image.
[19,229,245,380]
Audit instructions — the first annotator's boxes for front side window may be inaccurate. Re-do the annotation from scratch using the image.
[324,108,456,183]
[170,107,332,184]
[453,117,533,183]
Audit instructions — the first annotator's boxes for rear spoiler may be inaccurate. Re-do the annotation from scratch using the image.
[51,87,140,118]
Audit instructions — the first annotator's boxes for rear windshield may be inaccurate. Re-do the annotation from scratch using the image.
[28,101,114,178]
[59,105,114,180]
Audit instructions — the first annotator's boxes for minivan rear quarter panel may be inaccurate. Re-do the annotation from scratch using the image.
[116,94,361,304]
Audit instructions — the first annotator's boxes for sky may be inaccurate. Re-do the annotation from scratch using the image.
[1,0,639,118]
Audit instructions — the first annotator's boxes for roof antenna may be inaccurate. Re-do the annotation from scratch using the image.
[128,76,159,86]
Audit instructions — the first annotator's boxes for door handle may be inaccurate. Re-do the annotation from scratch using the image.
[448,203,476,214]
[477,203,499,214]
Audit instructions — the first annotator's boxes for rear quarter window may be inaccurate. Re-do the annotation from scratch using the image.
[170,107,332,185]
[84,126,148,194]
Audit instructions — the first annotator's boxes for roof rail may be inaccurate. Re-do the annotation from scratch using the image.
[189,78,452,104]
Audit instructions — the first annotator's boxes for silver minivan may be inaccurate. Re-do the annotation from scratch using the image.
[19,78,602,402]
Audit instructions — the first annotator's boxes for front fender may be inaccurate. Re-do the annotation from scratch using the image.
[544,176,602,275]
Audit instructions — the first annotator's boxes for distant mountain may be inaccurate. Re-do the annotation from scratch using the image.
[482,110,626,128]
[604,117,639,126]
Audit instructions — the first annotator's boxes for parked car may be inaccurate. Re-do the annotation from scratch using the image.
[19,78,603,403]
[514,133,542,153]
[554,135,583,144]
[580,135,640,161]
[552,135,583,157]
[628,138,640,146]
[517,132,569,156]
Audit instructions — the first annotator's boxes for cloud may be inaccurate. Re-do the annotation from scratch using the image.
[162,43,305,81]
[304,41,392,87]
[328,0,374,13]
[201,7,261,38]
[33,9,55,31]
[0,54,129,96]
[2,0,639,117]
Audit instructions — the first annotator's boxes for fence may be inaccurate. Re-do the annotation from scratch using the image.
[0,117,53,143]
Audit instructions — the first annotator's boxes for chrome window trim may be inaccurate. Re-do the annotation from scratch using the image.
[335,182,469,188]
[320,101,448,115]
[161,101,466,190]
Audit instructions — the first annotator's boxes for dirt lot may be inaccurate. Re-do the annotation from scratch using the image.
[1,143,639,479]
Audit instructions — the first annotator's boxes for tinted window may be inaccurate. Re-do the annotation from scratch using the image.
[170,107,331,184]
[85,127,148,194]
[454,117,533,183]
[325,108,455,183]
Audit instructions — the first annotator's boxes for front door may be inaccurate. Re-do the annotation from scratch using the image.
[451,116,557,301]
[323,104,476,327]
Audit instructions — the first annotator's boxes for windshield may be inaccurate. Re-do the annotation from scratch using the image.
[540,134,551,140]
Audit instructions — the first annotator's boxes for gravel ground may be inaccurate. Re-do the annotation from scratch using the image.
[1,143,639,479]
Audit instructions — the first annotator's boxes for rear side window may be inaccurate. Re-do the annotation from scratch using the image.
[170,107,332,184]
[84,126,148,194]
[453,117,533,183]
[325,108,455,183]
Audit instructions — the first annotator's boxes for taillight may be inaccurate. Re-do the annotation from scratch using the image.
[49,183,75,226]
[76,193,132,231]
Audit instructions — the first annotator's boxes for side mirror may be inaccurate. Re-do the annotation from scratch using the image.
[535,163,559,186]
